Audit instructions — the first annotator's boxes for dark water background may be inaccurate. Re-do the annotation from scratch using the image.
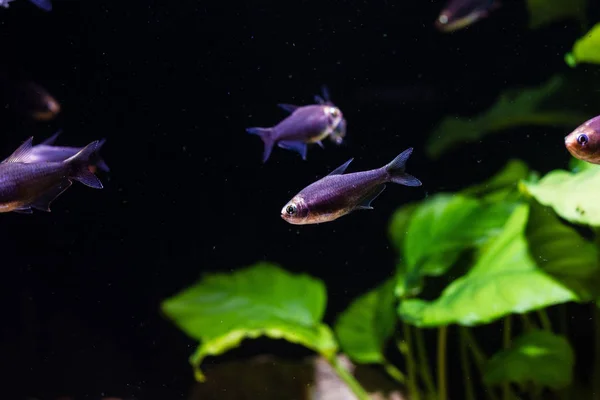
[0,0,598,399]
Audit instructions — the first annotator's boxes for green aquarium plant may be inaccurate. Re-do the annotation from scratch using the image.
[161,1,600,398]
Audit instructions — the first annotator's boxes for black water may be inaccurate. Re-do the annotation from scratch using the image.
[0,0,596,399]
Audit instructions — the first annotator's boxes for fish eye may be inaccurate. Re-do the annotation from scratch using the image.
[578,134,589,145]
[286,204,297,215]
[438,14,449,24]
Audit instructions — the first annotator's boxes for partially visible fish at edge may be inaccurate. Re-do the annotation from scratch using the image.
[0,137,103,214]
[0,71,60,121]
[435,0,500,32]
[0,0,52,11]
[281,147,422,225]
[246,86,347,163]
[565,115,600,165]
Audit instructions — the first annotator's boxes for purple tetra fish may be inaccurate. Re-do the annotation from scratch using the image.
[435,0,499,32]
[17,131,110,174]
[246,87,347,163]
[0,0,52,11]
[0,137,103,214]
[281,148,421,225]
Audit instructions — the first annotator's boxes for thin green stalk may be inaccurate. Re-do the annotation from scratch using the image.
[462,328,500,400]
[414,327,437,398]
[327,354,371,400]
[401,322,421,400]
[558,304,568,337]
[383,361,406,384]
[459,328,475,400]
[438,326,448,400]
[503,316,512,400]
[593,305,600,400]
[536,309,552,331]
[519,313,537,332]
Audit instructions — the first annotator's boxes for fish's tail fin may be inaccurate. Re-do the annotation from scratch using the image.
[246,127,275,163]
[91,138,110,172]
[28,0,52,11]
[384,148,422,187]
[64,141,104,189]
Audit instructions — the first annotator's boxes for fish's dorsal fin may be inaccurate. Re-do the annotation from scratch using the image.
[327,158,353,176]
[277,103,300,113]
[3,137,35,163]
[41,130,62,145]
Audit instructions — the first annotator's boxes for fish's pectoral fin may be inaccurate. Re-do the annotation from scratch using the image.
[28,0,52,11]
[29,180,73,212]
[327,158,353,176]
[316,140,324,149]
[278,140,308,160]
[13,207,33,214]
[41,129,62,145]
[277,103,300,113]
[2,137,35,163]
[356,184,386,210]
[314,95,325,104]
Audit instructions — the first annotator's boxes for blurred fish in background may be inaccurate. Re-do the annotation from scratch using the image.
[18,131,110,174]
[0,0,52,11]
[434,0,500,32]
[0,69,61,122]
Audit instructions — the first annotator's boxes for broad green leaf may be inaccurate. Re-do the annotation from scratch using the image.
[484,330,574,390]
[398,205,577,327]
[161,262,338,380]
[526,200,600,301]
[334,278,396,364]
[401,194,516,295]
[527,0,587,30]
[569,156,599,173]
[426,75,590,158]
[520,165,600,226]
[566,23,600,67]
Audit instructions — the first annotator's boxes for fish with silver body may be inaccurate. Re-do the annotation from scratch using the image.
[435,0,499,32]
[246,86,347,162]
[281,148,421,225]
[0,137,103,214]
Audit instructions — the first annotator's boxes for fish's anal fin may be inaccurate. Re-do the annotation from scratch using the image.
[30,180,73,212]
[41,130,62,145]
[278,140,308,160]
[277,103,300,113]
[3,137,35,163]
[356,184,386,210]
[13,207,33,214]
[327,158,353,176]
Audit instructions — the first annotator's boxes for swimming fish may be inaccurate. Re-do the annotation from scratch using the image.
[0,0,52,11]
[18,131,110,173]
[0,71,60,121]
[435,0,499,32]
[246,87,347,162]
[0,0,52,10]
[564,115,600,164]
[0,137,103,214]
[281,148,422,225]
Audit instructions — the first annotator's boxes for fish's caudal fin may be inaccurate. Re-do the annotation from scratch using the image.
[64,141,104,189]
[246,127,275,163]
[384,148,422,187]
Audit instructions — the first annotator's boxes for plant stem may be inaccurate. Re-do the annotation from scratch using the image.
[462,328,500,400]
[415,327,437,398]
[536,309,552,331]
[503,316,512,400]
[400,322,421,400]
[327,354,371,400]
[459,328,475,400]
[438,326,448,400]
[520,313,537,332]
[558,304,568,337]
[383,361,406,384]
